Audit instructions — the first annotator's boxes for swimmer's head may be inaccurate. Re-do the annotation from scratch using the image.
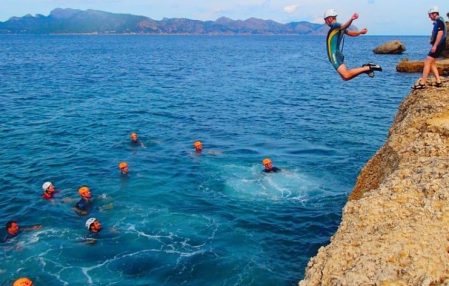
[193,141,203,152]
[6,220,19,235]
[86,217,102,233]
[130,132,138,142]
[42,182,55,194]
[78,186,92,199]
[262,158,273,170]
[13,277,33,286]
[118,162,129,174]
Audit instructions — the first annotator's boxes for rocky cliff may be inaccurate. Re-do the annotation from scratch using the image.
[299,78,449,285]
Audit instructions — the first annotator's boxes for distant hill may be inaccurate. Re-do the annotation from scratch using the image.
[0,8,328,35]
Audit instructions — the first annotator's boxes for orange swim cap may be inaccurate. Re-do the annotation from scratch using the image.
[118,162,128,169]
[262,158,272,165]
[193,141,202,148]
[13,277,33,286]
[78,186,90,197]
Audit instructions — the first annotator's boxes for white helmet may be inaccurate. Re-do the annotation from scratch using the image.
[324,9,338,19]
[428,6,439,14]
[42,181,53,191]
[85,218,97,230]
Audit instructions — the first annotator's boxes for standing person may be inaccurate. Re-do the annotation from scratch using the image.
[324,9,382,80]
[413,6,447,89]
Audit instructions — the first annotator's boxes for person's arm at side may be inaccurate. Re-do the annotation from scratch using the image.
[432,30,444,52]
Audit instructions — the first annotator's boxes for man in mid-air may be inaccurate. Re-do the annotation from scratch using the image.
[324,9,382,81]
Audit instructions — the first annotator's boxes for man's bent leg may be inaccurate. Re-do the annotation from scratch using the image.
[337,64,371,81]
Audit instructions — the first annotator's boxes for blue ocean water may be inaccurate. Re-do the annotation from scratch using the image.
[0,35,427,285]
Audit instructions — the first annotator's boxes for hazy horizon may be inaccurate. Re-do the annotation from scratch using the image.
[0,0,448,35]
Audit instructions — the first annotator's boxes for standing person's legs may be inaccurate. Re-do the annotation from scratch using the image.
[421,56,435,84]
[430,62,441,83]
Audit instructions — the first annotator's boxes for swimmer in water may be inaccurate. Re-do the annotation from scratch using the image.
[262,158,281,173]
[192,140,222,155]
[83,217,118,244]
[41,181,56,200]
[13,277,33,286]
[130,132,145,147]
[1,221,42,243]
[118,162,129,175]
[74,186,93,216]
[193,141,203,153]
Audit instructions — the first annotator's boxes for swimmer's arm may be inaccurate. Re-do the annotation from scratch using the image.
[62,197,75,204]
[83,238,97,245]
[75,237,97,244]
[73,207,88,216]
[21,224,42,231]
[98,203,114,212]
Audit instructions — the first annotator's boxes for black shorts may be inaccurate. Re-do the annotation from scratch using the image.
[428,44,445,58]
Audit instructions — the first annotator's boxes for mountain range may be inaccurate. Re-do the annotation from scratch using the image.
[0,8,328,35]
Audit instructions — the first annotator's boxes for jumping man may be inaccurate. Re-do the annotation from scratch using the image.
[324,9,382,81]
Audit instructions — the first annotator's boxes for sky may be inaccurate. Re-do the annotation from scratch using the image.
[0,0,448,35]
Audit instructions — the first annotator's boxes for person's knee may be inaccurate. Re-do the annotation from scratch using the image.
[425,56,435,63]
[340,74,351,81]
[337,66,351,80]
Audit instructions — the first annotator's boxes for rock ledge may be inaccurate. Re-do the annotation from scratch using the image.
[299,78,449,286]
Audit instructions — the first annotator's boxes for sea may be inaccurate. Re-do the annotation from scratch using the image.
[0,34,427,285]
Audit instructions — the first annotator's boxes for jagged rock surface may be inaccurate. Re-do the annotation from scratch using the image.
[299,78,449,286]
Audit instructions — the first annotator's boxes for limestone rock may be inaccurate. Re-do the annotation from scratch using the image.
[373,40,406,54]
[396,58,449,75]
[299,78,449,285]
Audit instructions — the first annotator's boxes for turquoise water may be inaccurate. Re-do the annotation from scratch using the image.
[0,35,426,285]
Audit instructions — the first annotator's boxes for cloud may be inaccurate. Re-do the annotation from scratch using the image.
[283,4,298,14]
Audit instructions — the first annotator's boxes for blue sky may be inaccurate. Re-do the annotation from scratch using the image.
[0,0,448,35]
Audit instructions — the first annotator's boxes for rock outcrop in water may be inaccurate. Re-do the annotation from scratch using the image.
[299,78,449,285]
[373,40,406,54]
